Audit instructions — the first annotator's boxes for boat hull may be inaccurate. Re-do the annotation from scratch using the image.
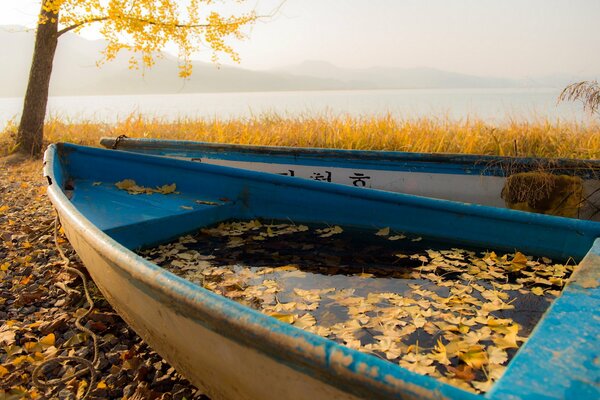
[58,222,361,400]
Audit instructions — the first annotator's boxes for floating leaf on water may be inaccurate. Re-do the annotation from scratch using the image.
[316,225,343,238]
[399,351,437,375]
[267,312,296,324]
[293,288,322,303]
[180,206,194,210]
[375,227,390,236]
[459,345,487,369]
[429,339,451,365]
[492,324,521,349]
[388,234,406,241]
[356,272,374,279]
[306,325,332,337]
[531,287,545,296]
[447,364,475,381]
[294,314,316,329]
[487,346,508,365]
[275,265,299,272]
[507,252,528,272]
[471,379,494,393]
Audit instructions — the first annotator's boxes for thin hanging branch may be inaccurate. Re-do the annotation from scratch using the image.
[558,80,600,115]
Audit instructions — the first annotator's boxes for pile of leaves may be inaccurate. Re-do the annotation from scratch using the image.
[141,219,575,393]
[114,180,177,196]
[0,161,204,400]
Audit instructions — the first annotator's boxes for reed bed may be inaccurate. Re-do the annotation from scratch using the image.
[2,113,600,159]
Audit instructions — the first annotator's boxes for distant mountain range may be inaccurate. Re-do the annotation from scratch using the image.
[0,26,595,97]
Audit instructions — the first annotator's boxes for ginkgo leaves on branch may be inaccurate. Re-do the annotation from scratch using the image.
[40,0,259,78]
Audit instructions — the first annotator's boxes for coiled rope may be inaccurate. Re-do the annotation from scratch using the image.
[31,215,99,399]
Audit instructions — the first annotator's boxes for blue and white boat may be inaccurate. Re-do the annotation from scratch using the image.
[46,143,600,400]
[100,137,600,221]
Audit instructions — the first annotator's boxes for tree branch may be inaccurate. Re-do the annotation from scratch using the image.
[57,17,109,37]
[56,10,273,38]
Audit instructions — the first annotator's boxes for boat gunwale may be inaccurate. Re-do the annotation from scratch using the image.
[100,137,600,172]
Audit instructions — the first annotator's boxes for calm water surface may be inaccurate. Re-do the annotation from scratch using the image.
[0,88,593,127]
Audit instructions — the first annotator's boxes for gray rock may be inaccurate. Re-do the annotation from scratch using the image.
[123,384,135,397]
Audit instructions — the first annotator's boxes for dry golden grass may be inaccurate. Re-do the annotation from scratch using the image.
[2,113,600,158]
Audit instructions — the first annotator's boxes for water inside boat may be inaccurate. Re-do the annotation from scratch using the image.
[139,220,575,393]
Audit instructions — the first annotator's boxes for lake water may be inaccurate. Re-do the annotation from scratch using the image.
[0,88,594,127]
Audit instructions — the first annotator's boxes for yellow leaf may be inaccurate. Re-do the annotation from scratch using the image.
[531,287,545,296]
[493,324,521,349]
[375,227,390,236]
[156,183,177,194]
[40,333,55,348]
[487,346,508,365]
[76,379,88,399]
[317,225,343,238]
[472,379,494,392]
[0,365,8,377]
[508,251,528,272]
[115,179,137,190]
[12,355,35,365]
[293,314,316,329]
[0,205,8,214]
[459,346,487,369]
[24,341,41,353]
[268,313,295,324]
[96,381,107,389]
[429,339,451,365]
[388,234,406,241]
[274,265,298,272]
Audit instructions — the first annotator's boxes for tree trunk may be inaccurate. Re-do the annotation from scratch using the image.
[16,5,59,157]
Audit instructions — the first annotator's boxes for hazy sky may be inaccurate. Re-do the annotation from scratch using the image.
[2,0,600,77]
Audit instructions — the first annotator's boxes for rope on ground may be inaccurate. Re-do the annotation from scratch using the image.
[31,214,99,399]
